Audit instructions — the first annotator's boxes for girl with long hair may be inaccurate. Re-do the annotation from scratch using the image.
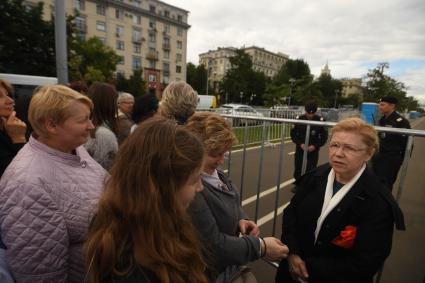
[85,117,208,283]
[85,82,119,170]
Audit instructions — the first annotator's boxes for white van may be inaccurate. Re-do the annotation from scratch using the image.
[197,95,216,110]
[0,73,58,99]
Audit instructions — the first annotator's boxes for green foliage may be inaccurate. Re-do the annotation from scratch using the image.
[220,49,267,105]
[186,62,207,94]
[311,74,343,107]
[273,58,312,84]
[69,37,120,83]
[0,0,56,76]
[364,62,419,111]
[116,70,146,97]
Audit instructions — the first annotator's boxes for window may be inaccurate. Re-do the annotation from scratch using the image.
[149,60,156,69]
[116,8,124,20]
[164,24,170,34]
[149,5,156,13]
[116,25,124,37]
[116,40,125,50]
[74,0,85,10]
[133,43,141,53]
[164,10,170,17]
[148,74,156,82]
[163,75,169,84]
[164,50,170,59]
[130,0,141,7]
[163,37,170,45]
[177,41,182,49]
[163,63,170,77]
[176,53,182,62]
[177,14,182,22]
[97,37,106,44]
[177,27,183,36]
[133,56,142,70]
[96,21,106,31]
[149,34,156,43]
[176,65,182,73]
[149,19,156,29]
[132,29,142,42]
[96,4,105,15]
[75,16,86,32]
[117,56,125,65]
[133,15,141,25]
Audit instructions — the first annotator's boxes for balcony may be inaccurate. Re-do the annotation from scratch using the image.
[132,36,143,43]
[146,51,159,61]
[162,43,171,50]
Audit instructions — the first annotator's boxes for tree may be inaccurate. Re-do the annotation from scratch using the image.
[312,74,343,108]
[115,70,146,97]
[220,49,267,105]
[186,62,207,94]
[0,0,56,76]
[273,58,312,85]
[364,62,419,111]
[69,37,120,83]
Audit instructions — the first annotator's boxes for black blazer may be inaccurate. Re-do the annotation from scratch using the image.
[0,129,25,178]
[276,164,405,283]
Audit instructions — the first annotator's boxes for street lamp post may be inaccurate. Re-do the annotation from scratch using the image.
[334,89,340,108]
[240,91,244,103]
[289,78,296,106]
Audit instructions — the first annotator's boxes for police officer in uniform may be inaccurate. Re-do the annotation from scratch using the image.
[291,101,328,180]
[372,96,411,190]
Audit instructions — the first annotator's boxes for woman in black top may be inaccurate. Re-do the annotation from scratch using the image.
[0,79,26,178]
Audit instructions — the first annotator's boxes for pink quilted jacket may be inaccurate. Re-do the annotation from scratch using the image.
[0,136,107,283]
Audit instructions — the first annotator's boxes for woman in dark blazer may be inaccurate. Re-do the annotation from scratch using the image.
[276,117,405,283]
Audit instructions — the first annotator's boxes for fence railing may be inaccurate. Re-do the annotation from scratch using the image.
[219,114,425,282]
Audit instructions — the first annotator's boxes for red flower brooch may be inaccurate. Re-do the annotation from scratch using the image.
[331,225,357,249]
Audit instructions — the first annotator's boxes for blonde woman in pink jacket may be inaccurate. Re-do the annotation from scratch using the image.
[0,85,107,283]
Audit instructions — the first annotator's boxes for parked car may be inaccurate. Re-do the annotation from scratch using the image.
[218,104,264,126]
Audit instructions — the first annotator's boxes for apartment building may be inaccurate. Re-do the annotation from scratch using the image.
[199,46,288,93]
[341,78,364,99]
[25,0,190,94]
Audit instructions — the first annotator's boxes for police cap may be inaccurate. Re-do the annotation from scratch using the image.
[379,96,398,105]
[305,101,318,114]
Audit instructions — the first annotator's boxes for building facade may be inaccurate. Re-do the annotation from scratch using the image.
[25,0,190,94]
[341,78,364,99]
[199,46,289,93]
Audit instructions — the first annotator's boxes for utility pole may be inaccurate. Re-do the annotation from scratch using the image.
[334,89,340,108]
[55,0,69,84]
[289,78,296,106]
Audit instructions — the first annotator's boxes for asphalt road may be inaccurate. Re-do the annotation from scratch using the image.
[220,117,425,283]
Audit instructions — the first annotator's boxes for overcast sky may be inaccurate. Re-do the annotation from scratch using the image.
[166,0,425,101]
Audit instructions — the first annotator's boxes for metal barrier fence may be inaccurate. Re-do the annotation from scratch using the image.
[220,114,425,283]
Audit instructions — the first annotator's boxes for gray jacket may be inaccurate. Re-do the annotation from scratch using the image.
[188,170,260,282]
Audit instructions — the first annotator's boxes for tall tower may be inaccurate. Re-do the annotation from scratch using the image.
[321,61,331,76]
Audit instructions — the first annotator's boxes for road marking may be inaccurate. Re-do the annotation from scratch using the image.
[257,202,290,227]
[241,178,295,207]
[288,151,295,155]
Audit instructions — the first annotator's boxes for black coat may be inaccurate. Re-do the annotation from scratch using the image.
[377,111,411,154]
[0,129,25,178]
[276,164,405,283]
[290,114,328,149]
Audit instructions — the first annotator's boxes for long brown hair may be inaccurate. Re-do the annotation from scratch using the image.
[87,82,119,136]
[85,117,208,283]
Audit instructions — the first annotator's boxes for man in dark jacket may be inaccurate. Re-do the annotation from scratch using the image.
[372,96,411,190]
[291,101,328,180]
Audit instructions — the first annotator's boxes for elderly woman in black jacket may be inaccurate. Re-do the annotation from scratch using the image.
[276,117,405,283]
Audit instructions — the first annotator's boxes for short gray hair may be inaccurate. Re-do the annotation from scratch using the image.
[117,92,134,104]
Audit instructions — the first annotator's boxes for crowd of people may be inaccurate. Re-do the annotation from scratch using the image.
[0,77,409,283]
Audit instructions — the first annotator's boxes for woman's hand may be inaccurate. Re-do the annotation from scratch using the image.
[2,111,26,143]
[287,254,309,281]
[262,237,289,261]
[239,219,260,236]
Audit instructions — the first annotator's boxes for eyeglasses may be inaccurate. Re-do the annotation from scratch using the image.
[328,142,368,154]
